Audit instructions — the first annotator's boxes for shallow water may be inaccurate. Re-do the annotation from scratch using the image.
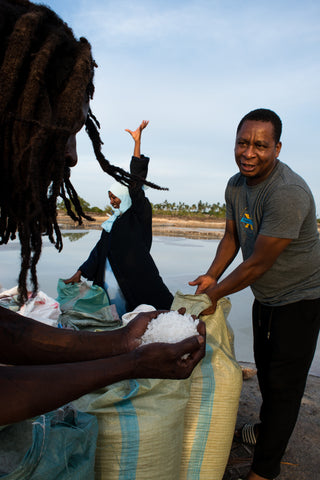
[1,229,319,376]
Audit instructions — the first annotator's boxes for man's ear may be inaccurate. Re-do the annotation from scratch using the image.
[276,141,282,158]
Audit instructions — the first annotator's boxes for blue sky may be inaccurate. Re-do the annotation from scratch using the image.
[36,0,320,212]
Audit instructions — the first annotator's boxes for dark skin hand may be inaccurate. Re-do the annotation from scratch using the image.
[134,320,206,379]
[0,306,205,425]
[63,269,82,285]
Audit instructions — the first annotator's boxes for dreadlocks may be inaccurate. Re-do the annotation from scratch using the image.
[85,109,169,190]
[0,0,166,303]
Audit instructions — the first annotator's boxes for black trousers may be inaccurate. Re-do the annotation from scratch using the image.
[251,298,320,479]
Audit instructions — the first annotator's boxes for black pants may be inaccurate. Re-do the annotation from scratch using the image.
[251,298,320,479]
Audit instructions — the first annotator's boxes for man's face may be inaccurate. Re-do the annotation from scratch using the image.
[64,96,90,167]
[234,120,282,185]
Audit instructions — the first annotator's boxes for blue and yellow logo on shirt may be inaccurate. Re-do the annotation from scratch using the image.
[240,212,253,230]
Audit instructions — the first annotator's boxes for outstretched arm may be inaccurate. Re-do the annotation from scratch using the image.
[190,225,292,314]
[125,120,149,158]
[0,306,189,365]
[189,219,240,298]
[0,307,205,424]
[0,305,128,365]
[202,234,292,312]
[0,313,205,425]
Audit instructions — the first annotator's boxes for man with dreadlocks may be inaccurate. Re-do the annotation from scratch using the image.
[0,0,206,425]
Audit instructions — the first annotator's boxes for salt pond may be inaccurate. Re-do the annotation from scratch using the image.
[1,229,319,376]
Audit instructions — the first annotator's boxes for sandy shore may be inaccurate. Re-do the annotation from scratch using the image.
[151,215,226,229]
[58,213,320,240]
[152,215,226,238]
[57,213,227,239]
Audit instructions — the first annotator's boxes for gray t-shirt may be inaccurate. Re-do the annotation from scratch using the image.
[225,161,320,305]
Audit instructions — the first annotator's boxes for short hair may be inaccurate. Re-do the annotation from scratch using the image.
[236,108,282,144]
[0,0,165,302]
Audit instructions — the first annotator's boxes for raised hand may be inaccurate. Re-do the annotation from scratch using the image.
[125,120,149,143]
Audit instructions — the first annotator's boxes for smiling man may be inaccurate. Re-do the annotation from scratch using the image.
[190,108,320,480]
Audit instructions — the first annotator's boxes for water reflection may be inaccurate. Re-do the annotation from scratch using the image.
[62,231,89,242]
[0,228,319,375]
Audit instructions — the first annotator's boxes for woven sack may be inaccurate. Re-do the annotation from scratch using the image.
[74,292,242,480]
[0,405,98,480]
[56,279,120,330]
[171,292,243,480]
[74,377,190,480]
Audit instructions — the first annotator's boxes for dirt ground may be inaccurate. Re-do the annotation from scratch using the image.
[223,362,320,480]
[57,212,226,228]
[57,213,227,238]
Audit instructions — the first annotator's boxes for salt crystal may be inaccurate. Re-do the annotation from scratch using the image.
[141,310,199,345]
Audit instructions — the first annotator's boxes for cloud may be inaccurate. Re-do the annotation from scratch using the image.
[41,0,320,214]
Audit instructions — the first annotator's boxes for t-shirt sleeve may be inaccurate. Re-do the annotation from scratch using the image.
[225,178,235,221]
[259,185,311,239]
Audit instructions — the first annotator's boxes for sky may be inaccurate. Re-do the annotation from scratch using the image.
[35,0,320,212]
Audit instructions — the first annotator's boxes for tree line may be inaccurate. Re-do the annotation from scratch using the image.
[57,197,227,218]
[56,197,320,222]
[152,200,226,217]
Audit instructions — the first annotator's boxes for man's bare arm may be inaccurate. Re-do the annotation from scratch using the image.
[0,323,205,425]
[0,305,127,365]
[189,219,240,293]
[203,234,292,313]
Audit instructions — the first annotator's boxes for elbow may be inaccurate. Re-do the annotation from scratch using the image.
[245,259,272,282]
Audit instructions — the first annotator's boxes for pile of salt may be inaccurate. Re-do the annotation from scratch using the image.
[141,310,199,345]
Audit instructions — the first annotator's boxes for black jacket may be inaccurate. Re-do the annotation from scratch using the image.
[79,155,173,311]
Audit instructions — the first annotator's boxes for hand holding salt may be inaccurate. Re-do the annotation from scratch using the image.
[140,311,199,358]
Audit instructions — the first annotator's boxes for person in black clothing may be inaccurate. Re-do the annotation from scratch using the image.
[64,121,173,315]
